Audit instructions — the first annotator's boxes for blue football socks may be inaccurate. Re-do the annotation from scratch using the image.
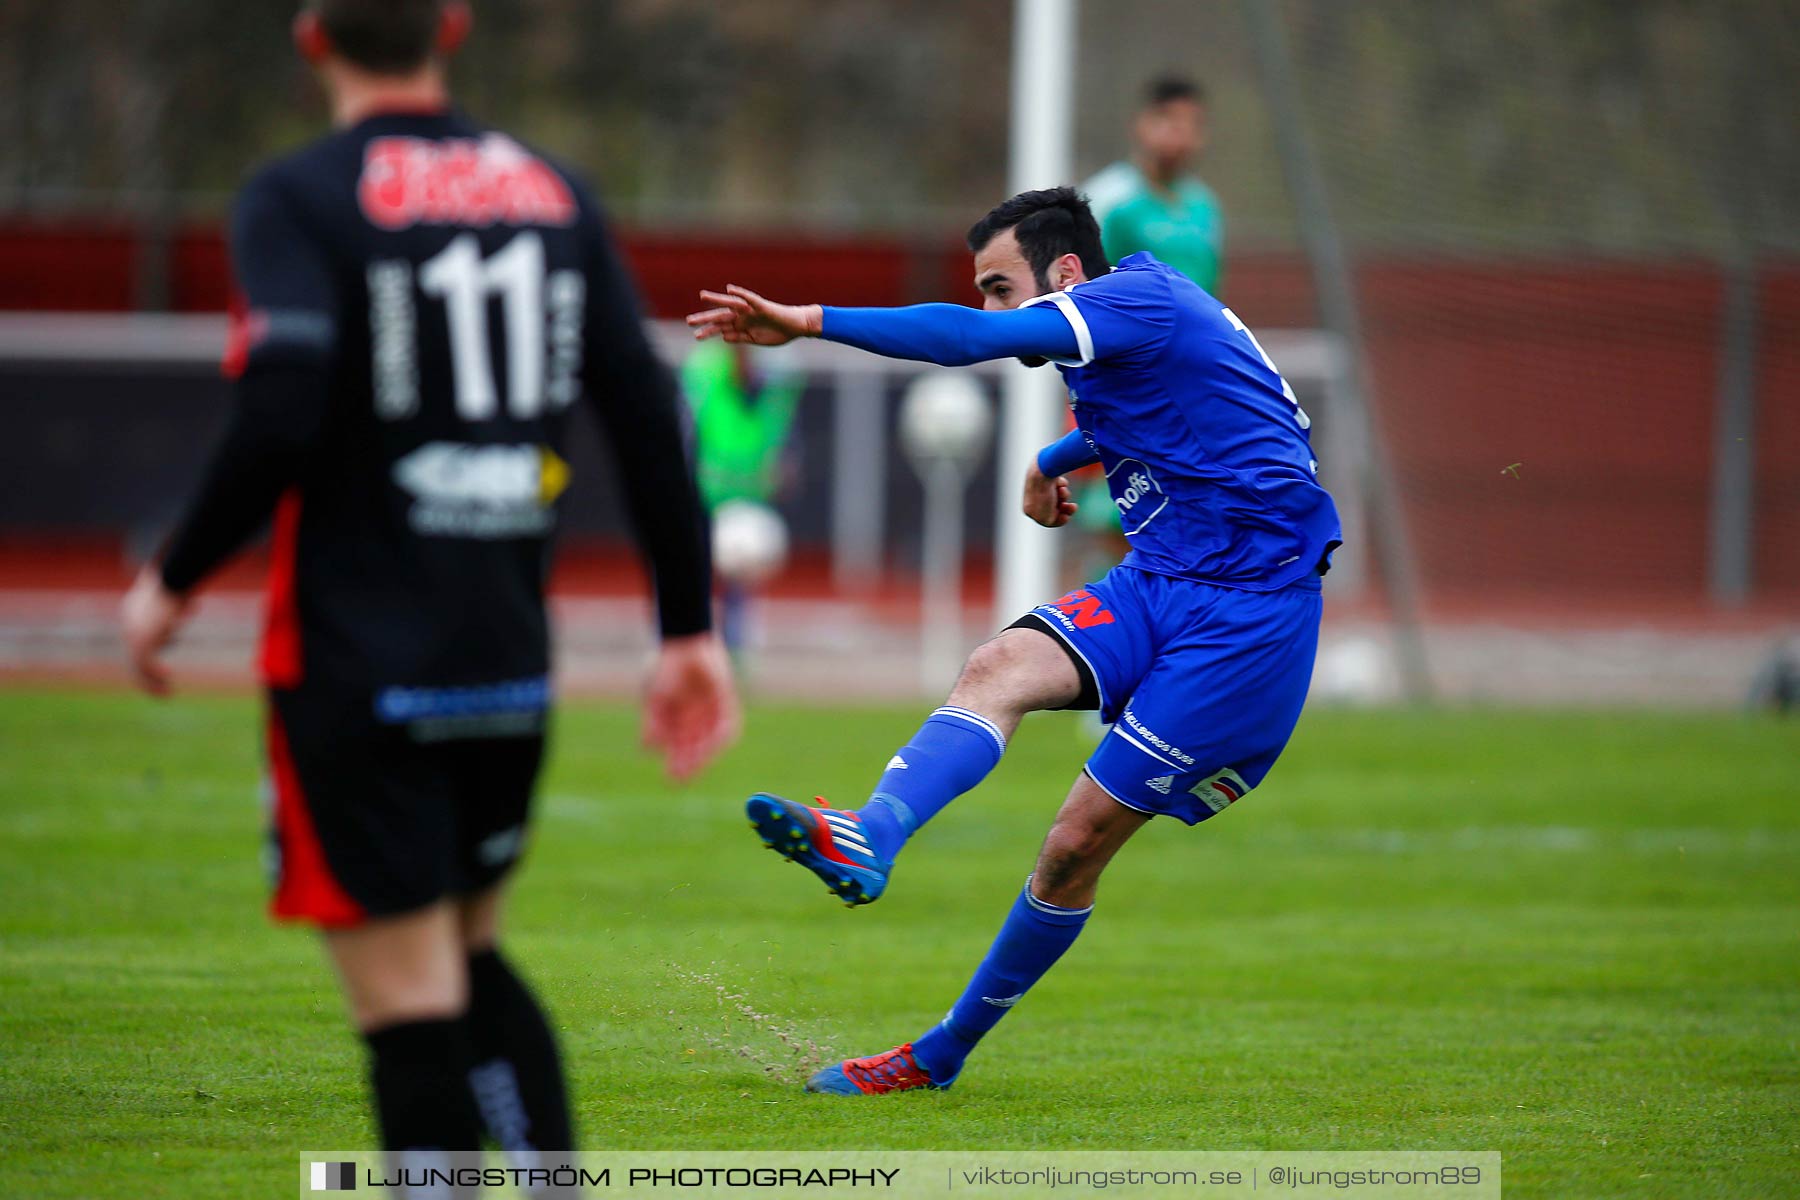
[911,879,1092,1083]
[855,706,1007,863]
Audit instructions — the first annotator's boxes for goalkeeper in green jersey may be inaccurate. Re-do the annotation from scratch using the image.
[1081,75,1224,292]
[680,341,802,653]
[1074,75,1224,579]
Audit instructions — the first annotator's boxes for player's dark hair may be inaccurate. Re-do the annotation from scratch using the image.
[312,0,446,75]
[1144,75,1204,108]
[966,187,1111,286]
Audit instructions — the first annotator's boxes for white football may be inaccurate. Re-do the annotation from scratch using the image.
[712,499,789,585]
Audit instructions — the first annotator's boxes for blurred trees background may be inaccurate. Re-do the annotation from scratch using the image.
[1,0,1795,254]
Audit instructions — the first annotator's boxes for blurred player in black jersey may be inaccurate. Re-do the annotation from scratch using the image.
[120,0,737,1164]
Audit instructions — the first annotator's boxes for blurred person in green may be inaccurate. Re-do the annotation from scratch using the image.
[681,341,802,655]
[1073,75,1223,582]
[1082,75,1223,292]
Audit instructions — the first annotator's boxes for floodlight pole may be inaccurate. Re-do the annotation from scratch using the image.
[994,0,1077,627]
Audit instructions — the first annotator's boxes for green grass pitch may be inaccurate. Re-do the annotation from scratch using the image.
[1,689,1796,1197]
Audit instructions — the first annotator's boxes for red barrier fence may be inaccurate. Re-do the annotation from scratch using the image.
[2,218,1794,612]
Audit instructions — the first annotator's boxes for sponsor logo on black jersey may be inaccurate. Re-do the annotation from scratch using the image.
[393,442,569,538]
[358,133,576,230]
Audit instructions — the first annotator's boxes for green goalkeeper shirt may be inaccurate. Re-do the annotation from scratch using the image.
[1069,162,1224,536]
[1081,161,1224,294]
[680,341,802,510]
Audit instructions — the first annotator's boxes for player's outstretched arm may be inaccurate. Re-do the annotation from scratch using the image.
[687,286,1082,367]
[686,285,821,346]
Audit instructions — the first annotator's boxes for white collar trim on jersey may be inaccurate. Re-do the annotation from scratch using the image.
[1020,289,1095,368]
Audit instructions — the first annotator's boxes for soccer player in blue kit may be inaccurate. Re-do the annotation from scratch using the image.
[687,187,1340,1096]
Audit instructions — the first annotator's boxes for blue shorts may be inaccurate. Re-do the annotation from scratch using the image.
[1016,566,1321,825]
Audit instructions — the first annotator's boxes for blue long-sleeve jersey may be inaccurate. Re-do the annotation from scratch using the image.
[819,253,1341,591]
[821,302,1079,367]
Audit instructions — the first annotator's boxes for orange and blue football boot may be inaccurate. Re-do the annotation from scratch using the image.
[746,792,892,907]
[805,1044,951,1095]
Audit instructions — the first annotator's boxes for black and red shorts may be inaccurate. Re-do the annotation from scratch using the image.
[264,677,548,928]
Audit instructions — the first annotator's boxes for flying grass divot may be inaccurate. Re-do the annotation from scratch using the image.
[666,965,840,1085]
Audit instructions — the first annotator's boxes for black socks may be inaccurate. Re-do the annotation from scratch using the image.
[363,1017,484,1151]
[465,948,573,1152]
[359,951,571,1158]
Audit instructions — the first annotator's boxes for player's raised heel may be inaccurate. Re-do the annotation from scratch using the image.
[745,793,891,906]
[805,1045,949,1095]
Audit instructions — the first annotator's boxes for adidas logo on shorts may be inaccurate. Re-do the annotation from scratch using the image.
[1145,775,1175,794]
